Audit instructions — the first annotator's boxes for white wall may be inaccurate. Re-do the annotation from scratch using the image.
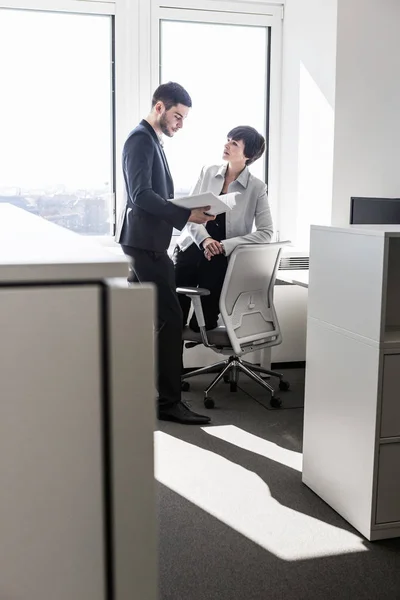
[279,0,337,248]
[332,0,400,225]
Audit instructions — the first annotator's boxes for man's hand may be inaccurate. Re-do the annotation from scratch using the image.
[188,206,216,225]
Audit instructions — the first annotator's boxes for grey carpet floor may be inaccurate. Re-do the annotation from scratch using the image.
[156,369,400,600]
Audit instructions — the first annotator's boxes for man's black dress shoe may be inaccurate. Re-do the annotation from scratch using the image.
[158,401,211,424]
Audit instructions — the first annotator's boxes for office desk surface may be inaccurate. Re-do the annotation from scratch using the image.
[277,269,309,288]
[0,204,129,282]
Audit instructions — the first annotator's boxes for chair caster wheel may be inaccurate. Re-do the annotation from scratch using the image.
[204,397,215,409]
[181,381,190,392]
[230,382,238,392]
[279,380,290,391]
[270,396,282,408]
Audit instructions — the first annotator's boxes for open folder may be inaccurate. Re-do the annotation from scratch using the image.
[170,191,239,216]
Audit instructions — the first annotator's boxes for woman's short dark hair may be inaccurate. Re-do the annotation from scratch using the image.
[227,126,266,165]
[151,82,192,110]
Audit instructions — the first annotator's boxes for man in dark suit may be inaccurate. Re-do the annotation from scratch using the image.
[117,82,214,424]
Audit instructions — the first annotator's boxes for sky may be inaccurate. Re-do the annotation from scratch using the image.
[161,19,268,194]
[0,9,112,191]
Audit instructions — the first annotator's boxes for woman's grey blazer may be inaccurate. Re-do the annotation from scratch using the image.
[176,163,273,256]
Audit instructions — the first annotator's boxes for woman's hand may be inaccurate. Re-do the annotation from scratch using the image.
[203,237,223,261]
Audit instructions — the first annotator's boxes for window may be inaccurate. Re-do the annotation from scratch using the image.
[152,3,282,233]
[0,8,114,235]
[160,20,268,196]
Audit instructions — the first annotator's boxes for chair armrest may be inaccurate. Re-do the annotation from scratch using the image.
[176,287,213,345]
[176,286,210,297]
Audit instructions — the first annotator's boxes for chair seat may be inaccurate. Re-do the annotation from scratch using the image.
[182,325,231,347]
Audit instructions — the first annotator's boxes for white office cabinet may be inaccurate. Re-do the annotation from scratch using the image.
[303,224,400,541]
[0,205,157,599]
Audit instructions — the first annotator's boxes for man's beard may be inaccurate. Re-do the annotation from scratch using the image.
[160,113,173,137]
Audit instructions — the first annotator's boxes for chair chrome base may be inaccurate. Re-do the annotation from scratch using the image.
[182,355,288,409]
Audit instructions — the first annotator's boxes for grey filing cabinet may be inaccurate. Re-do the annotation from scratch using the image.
[303,224,400,541]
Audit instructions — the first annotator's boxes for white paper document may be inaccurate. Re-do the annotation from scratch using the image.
[170,191,239,216]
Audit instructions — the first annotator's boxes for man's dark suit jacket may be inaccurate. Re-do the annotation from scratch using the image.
[116,119,190,252]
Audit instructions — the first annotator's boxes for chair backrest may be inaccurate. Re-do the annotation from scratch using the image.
[219,243,287,355]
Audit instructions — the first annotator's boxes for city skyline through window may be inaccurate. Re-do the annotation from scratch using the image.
[0,9,113,234]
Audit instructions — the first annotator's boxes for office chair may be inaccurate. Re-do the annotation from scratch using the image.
[177,243,290,409]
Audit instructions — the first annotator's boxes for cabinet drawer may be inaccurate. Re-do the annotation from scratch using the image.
[376,443,400,524]
[381,354,400,438]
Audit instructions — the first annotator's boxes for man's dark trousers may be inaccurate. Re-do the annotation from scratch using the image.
[122,245,182,409]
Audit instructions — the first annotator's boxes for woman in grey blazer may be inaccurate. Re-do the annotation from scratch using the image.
[174,125,273,331]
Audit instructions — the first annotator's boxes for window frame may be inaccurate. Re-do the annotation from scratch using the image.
[0,0,116,236]
[0,0,283,243]
[146,0,283,235]
[0,1,115,14]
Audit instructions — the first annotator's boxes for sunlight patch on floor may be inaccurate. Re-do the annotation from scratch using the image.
[202,425,302,472]
[155,431,367,561]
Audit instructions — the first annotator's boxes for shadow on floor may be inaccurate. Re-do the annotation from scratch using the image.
[157,369,400,599]
[158,483,400,600]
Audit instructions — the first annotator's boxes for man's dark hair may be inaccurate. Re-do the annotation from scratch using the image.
[227,125,266,166]
[151,82,192,110]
